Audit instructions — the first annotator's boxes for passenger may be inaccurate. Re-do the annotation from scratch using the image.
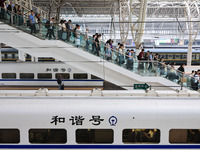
[58,20,64,40]
[131,49,135,58]
[94,34,101,56]
[3,1,7,19]
[126,49,134,70]
[190,70,195,90]
[34,13,39,33]
[17,5,23,26]
[61,20,67,41]
[0,0,5,19]
[75,25,81,48]
[65,20,72,42]
[177,64,185,84]
[105,40,112,61]
[36,13,41,28]
[7,2,13,23]
[85,28,90,51]
[116,43,120,51]
[57,74,64,90]
[148,52,153,71]
[177,64,185,74]
[92,34,97,53]
[110,40,114,49]
[125,49,130,60]
[138,49,145,70]
[13,4,18,24]
[48,17,55,40]
[193,70,200,91]
[118,44,125,67]
[73,24,79,43]
[29,10,36,35]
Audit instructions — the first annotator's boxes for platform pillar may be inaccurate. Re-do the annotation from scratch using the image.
[119,0,130,45]
[18,51,26,62]
[130,0,147,56]
[185,1,200,66]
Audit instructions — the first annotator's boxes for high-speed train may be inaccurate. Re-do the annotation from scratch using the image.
[0,62,103,89]
[0,96,200,149]
[126,45,200,65]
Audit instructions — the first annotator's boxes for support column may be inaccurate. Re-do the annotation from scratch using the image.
[18,51,26,62]
[130,0,148,55]
[184,1,200,66]
[119,0,130,45]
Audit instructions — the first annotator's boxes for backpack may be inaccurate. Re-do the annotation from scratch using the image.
[57,78,61,84]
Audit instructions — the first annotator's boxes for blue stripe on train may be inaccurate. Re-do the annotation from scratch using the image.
[0,79,104,82]
[0,145,200,149]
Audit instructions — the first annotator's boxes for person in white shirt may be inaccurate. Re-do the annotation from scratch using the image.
[75,25,81,47]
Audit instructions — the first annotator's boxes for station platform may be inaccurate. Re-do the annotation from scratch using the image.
[0,88,199,98]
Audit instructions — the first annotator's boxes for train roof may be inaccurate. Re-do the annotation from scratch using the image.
[1,48,18,52]
[143,48,200,53]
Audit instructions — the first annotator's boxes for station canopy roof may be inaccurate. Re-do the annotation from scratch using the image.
[32,0,200,17]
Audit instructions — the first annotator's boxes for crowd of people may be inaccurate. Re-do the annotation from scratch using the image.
[0,1,25,26]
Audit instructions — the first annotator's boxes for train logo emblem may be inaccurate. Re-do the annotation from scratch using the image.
[109,116,117,126]
[68,68,72,72]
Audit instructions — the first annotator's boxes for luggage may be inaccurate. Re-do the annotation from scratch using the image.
[62,32,67,40]
[75,38,80,46]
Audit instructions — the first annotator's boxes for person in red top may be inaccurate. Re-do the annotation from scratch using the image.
[138,49,145,70]
[138,49,145,60]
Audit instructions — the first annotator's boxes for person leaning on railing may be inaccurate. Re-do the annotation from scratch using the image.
[29,10,36,35]
[0,0,6,20]
[192,70,200,91]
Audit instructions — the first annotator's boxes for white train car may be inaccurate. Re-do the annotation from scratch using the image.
[0,96,200,149]
[0,62,104,88]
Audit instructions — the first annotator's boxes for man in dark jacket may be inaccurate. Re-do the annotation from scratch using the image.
[65,20,71,41]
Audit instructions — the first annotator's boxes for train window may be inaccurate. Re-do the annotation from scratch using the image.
[175,55,180,59]
[182,55,187,59]
[91,75,102,80]
[73,74,88,79]
[192,55,196,59]
[56,73,70,79]
[2,73,16,79]
[168,54,173,59]
[123,129,160,144]
[169,129,200,144]
[76,129,113,144]
[0,129,20,143]
[20,73,34,79]
[29,129,67,144]
[7,54,12,58]
[38,73,52,79]
[160,55,166,59]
